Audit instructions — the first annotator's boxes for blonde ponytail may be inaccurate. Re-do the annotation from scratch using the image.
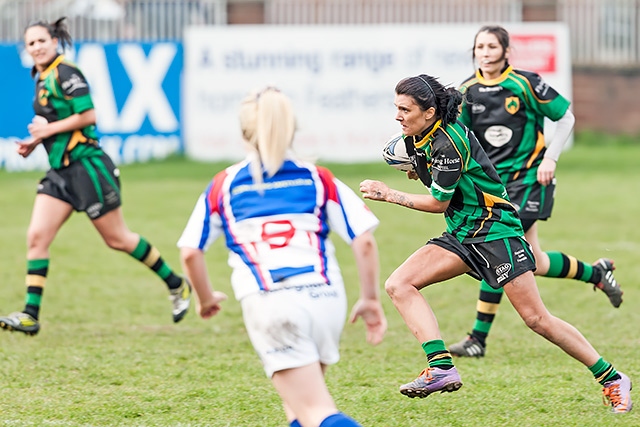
[239,87,296,186]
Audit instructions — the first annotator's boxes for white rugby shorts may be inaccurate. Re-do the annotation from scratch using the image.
[240,282,347,378]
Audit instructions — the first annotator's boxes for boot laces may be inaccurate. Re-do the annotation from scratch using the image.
[418,367,434,381]
[602,382,622,408]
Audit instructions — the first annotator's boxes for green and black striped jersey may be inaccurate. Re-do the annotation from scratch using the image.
[33,54,102,169]
[459,65,570,185]
[406,120,523,244]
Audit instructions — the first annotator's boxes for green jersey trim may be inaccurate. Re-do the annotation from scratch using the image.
[412,120,524,244]
[34,55,102,169]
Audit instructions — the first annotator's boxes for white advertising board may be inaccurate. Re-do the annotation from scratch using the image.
[184,23,571,163]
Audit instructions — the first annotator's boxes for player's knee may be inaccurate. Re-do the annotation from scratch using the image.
[102,235,128,251]
[26,227,48,250]
[521,312,546,334]
[385,275,410,299]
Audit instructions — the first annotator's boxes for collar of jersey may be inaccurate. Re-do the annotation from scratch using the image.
[475,64,513,85]
[39,55,65,80]
[414,119,442,150]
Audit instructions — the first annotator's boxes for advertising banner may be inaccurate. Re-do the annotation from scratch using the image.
[0,42,182,171]
[184,23,571,163]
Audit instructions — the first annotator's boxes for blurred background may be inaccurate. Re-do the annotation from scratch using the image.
[0,0,637,170]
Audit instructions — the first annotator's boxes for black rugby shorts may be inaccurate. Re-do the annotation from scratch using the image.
[428,232,536,289]
[37,153,121,219]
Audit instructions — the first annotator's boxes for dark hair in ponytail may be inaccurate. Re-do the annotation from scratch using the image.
[24,17,72,77]
[24,16,73,50]
[395,74,463,127]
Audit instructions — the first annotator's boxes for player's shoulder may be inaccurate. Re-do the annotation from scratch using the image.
[282,158,333,181]
[459,73,480,93]
[433,123,457,147]
[222,159,248,178]
[433,122,470,154]
[56,60,89,91]
[444,121,471,142]
[314,164,334,178]
[57,58,83,76]
[509,68,564,101]
[509,68,543,85]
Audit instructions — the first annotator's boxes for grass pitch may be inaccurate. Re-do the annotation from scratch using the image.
[0,135,638,426]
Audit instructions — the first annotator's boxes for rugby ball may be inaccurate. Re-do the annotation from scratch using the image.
[382,132,413,172]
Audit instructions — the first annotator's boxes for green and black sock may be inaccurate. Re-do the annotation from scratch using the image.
[545,251,601,284]
[589,357,620,385]
[129,237,182,291]
[422,339,454,369]
[24,258,49,320]
[469,280,503,346]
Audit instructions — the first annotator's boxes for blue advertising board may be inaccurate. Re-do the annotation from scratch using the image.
[0,42,183,171]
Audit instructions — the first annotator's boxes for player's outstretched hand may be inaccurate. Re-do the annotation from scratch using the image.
[349,298,387,346]
[198,291,228,319]
[15,139,41,158]
[360,179,390,202]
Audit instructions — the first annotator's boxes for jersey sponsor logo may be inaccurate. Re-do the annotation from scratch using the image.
[471,103,486,114]
[61,73,88,94]
[504,96,520,114]
[309,289,338,299]
[534,79,550,97]
[483,125,513,147]
[478,86,502,93]
[231,178,314,196]
[432,155,461,172]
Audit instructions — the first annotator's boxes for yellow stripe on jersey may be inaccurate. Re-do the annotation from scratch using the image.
[39,55,65,80]
[459,77,480,94]
[514,130,546,181]
[414,120,442,150]
[510,69,553,105]
[476,66,512,86]
[63,130,90,166]
[472,192,513,239]
[447,123,471,169]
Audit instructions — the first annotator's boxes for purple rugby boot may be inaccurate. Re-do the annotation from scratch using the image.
[399,367,463,398]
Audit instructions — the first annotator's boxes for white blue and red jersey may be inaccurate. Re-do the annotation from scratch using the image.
[177,156,379,301]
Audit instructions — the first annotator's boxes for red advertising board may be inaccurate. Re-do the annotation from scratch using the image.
[510,34,557,74]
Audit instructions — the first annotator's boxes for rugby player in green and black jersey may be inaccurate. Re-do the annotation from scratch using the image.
[359,73,631,413]
[449,25,623,362]
[0,17,191,336]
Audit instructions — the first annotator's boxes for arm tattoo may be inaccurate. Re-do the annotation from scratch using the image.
[388,190,415,208]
